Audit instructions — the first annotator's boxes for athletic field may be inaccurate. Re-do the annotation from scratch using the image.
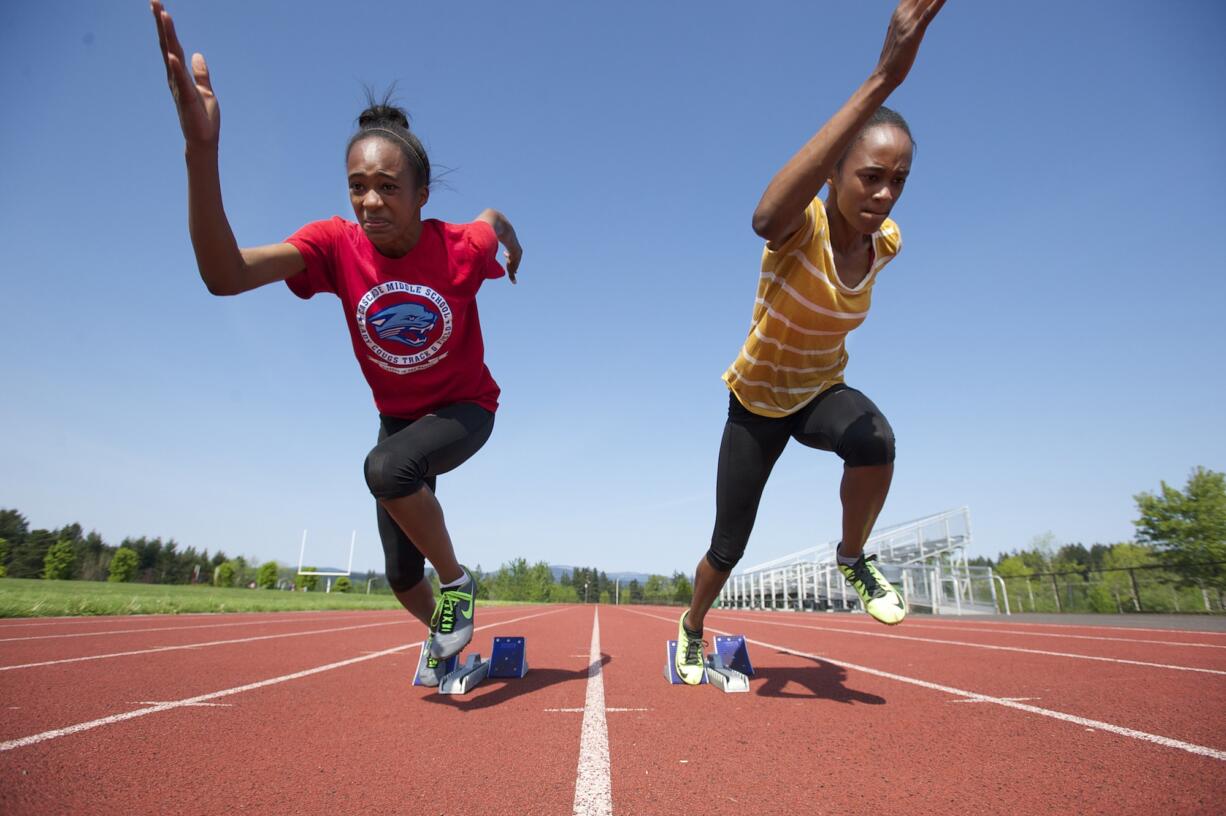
[1,605,1223,814]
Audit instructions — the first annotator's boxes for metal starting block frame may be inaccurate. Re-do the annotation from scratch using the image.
[416,636,529,695]
[440,653,490,694]
[664,635,755,693]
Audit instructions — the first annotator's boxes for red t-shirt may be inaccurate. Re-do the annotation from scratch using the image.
[285,217,505,419]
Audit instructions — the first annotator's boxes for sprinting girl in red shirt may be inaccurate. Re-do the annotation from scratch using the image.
[152,1,521,684]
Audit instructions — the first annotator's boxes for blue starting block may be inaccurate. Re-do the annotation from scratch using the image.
[416,636,530,695]
[488,636,529,678]
[713,635,755,676]
[665,635,754,693]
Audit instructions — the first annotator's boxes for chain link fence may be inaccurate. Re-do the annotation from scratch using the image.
[997,561,1226,614]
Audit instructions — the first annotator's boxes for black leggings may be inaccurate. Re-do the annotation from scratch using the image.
[364,403,494,592]
[705,386,895,573]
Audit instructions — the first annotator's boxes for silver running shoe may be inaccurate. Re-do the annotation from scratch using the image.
[415,634,448,687]
[428,569,477,659]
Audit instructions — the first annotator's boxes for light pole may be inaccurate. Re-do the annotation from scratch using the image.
[615,578,620,605]
[584,581,590,603]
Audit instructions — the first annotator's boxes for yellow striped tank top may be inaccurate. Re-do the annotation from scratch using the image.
[723,197,902,417]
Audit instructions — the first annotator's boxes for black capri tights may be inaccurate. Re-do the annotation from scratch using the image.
[705,385,895,573]
[364,402,494,592]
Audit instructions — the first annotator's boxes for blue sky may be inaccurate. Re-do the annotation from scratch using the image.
[2,1,1224,575]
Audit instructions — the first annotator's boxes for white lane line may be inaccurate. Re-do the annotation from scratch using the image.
[0,608,562,753]
[572,608,613,816]
[886,623,1226,650]
[624,608,1226,762]
[0,606,540,671]
[0,620,411,672]
[0,609,363,630]
[711,613,1226,676]
[718,611,1226,643]
[132,701,233,708]
[948,697,1038,704]
[915,618,1226,638]
[0,614,395,643]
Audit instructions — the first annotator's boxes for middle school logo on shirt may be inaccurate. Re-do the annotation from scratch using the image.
[355,282,453,374]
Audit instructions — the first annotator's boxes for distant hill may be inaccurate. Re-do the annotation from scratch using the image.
[550,565,652,585]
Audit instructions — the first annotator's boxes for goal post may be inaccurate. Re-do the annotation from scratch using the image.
[296,529,356,592]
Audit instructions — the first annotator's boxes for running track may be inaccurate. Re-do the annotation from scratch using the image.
[1,605,1224,814]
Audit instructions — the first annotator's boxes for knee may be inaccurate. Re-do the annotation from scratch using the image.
[837,413,896,467]
[387,561,425,594]
[704,548,741,573]
[706,526,748,572]
[363,443,426,500]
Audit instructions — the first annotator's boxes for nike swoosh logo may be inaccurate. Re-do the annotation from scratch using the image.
[460,601,474,620]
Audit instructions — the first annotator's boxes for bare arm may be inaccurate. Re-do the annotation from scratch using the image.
[475,208,523,284]
[751,0,945,246]
[152,1,304,296]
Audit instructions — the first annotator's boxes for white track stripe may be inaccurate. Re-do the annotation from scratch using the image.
[0,620,411,672]
[712,613,1226,675]
[921,618,1226,637]
[0,607,535,671]
[572,608,613,816]
[624,609,1226,762]
[0,609,358,629]
[0,614,395,643]
[0,608,560,753]
[888,622,1226,650]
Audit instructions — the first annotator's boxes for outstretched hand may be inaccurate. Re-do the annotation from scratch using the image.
[502,234,523,284]
[151,0,220,149]
[876,0,946,88]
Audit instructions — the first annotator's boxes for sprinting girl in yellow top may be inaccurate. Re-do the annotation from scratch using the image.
[675,0,946,684]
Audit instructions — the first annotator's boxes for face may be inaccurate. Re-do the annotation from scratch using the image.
[829,125,913,234]
[346,137,429,254]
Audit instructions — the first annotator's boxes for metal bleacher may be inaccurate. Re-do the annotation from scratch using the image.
[719,507,1004,616]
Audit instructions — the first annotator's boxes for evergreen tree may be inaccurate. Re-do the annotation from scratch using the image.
[0,510,29,551]
[10,529,56,578]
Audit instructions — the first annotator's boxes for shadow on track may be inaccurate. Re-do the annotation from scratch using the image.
[419,654,612,711]
[752,653,885,704]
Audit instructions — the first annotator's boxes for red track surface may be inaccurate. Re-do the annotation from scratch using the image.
[2,605,1224,814]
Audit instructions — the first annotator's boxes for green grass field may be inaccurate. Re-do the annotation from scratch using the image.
[0,578,405,618]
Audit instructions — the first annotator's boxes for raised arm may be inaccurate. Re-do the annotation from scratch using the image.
[475,209,523,284]
[751,0,945,246]
[151,1,303,296]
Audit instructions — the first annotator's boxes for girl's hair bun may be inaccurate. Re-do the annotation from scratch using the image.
[357,103,410,131]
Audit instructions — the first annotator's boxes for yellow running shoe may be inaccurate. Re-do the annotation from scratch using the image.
[838,554,906,625]
[674,612,707,685]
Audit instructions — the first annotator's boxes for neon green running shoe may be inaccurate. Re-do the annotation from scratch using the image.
[429,568,476,659]
[674,612,707,685]
[838,554,906,625]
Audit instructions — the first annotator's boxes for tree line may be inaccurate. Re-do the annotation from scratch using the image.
[4,466,1218,610]
[471,560,693,605]
[0,510,310,589]
[0,510,696,603]
[966,467,1225,612]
